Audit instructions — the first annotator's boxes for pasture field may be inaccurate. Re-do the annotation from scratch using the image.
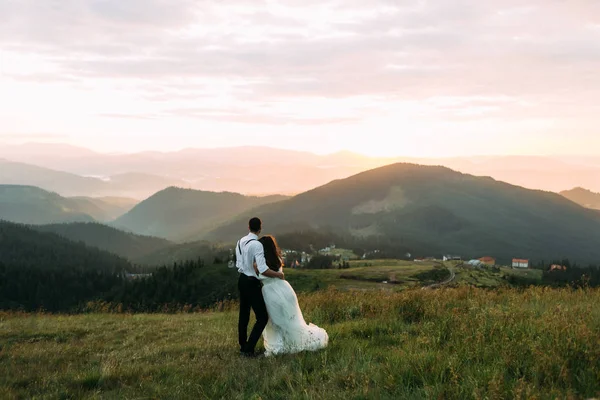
[286,260,441,291]
[287,259,542,291]
[2,286,599,399]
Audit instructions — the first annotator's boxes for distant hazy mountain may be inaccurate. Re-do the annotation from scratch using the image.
[113,187,289,241]
[0,144,390,195]
[432,156,600,193]
[0,185,140,224]
[0,185,96,224]
[0,160,109,197]
[2,143,599,194]
[207,163,600,264]
[0,159,189,198]
[34,222,172,262]
[68,197,138,221]
[0,220,130,271]
[560,188,600,210]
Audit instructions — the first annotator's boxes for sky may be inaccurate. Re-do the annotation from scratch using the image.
[1,0,599,157]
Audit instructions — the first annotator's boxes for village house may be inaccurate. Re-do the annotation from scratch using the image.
[512,258,529,268]
[549,264,567,271]
[443,255,462,261]
[479,256,496,266]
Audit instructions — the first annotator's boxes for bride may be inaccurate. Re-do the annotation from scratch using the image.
[254,235,329,356]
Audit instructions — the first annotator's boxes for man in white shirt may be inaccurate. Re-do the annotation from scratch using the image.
[237,217,284,357]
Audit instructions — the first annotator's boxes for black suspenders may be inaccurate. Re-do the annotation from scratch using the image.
[237,239,257,257]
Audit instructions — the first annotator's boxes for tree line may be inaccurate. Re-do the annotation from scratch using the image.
[0,258,239,313]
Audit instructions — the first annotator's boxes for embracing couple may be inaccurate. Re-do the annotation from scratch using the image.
[237,217,328,357]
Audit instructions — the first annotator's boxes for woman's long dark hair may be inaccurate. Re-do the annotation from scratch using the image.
[259,235,283,271]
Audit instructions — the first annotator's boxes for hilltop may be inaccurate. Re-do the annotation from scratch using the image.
[208,163,600,264]
[113,187,288,241]
[0,185,96,224]
[561,187,600,210]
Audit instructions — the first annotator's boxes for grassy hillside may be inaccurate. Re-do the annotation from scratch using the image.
[0,221,130,271]
[113,187,288,241]
[33,222,173,262]
[284,260,443,292]
[284,260,547,292]
[561,187,600,210]
[1,287,598,399]
[0,185,96,224]
[208,163,600,264]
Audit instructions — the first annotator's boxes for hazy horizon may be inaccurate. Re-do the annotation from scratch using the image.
[2,1,600,157]
[3,141,600,159]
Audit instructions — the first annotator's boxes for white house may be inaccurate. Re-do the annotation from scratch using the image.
[512,259,529,268]
[443,255,462,262]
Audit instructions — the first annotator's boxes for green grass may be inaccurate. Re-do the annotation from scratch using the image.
[286,260,440,292]
[285,260,543,293]
[453,265,544,288]
[2,286,599,399]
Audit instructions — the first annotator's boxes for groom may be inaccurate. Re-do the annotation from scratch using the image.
[237,217,284,357]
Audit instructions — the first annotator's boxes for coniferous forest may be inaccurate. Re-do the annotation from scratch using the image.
[1,219,600,313]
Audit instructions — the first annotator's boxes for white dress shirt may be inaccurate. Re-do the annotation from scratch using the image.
[236,233,269,278]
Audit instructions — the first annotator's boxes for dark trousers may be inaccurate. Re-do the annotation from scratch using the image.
[238,274,268,353]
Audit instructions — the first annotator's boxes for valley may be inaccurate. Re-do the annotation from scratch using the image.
[1,150,599,400]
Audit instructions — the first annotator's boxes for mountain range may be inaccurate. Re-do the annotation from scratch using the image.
[2,143,599,196]
[113,187,288,241]
[205,163,600,264]
[0,185,138,224]
[2,146,600,265]
[0,159,189,199]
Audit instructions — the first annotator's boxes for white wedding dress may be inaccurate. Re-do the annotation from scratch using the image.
[259,272,328,356]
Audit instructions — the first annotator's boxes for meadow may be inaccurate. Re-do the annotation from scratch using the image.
[285,260,442,292]
[2,285,599,399]
[286,259,543,292]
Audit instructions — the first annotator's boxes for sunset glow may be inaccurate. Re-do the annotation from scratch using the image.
[1,1,599,156]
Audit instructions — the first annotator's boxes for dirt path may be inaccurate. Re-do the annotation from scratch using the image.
[422,262,457,290]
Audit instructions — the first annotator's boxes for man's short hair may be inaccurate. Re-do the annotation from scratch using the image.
[249,217,262,233]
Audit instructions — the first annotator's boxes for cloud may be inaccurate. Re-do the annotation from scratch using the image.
[0,133,69,139]
[1,0,599,127]
[98,113,157,120]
